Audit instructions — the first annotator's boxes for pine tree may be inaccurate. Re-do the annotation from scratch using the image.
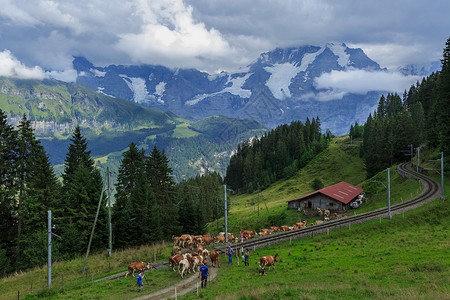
[15,115,61,270]
[146,146,180,239]
[61,126,107,255]
[436,38,450,155]
[113,143,145,248]
[0,109,18,275]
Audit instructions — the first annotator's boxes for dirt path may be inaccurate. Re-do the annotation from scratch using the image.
[132,267,219,300]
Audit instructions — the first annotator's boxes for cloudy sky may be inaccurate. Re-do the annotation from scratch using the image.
[0,0,448,92]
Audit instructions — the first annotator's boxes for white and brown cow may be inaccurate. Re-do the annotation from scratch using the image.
[259,254,278,271]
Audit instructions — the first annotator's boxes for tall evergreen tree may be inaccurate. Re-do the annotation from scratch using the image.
[436,38,450,156]
[146,146,180,239]
[0,109,18,275]
[61,126,107,255]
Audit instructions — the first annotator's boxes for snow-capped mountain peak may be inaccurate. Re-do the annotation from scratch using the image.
[73,43,422,135]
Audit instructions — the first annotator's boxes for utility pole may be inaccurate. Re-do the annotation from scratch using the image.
[48,210,51,288]
[82,178,106,274]
[107,167,112,257]
[258,189,260,217]
[216,197,219,232]
[387,168,391,219]
[417,147,420,171]
[410,144,413,164]
[224,185,228,243]
[441,152,445,200]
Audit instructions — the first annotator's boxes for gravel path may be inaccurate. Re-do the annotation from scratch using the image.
[132,267,219,300]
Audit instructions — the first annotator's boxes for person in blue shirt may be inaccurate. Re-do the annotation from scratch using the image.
[244,248,249,266]
[136,272,144,292]
[198,262,209,288]
[227,246,234,264]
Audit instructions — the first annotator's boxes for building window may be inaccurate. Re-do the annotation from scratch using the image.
[329,203,334,206]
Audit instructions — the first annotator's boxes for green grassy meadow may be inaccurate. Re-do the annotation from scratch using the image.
[183,200,449,300]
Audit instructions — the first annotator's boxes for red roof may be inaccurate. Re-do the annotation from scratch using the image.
[287,181,363,205]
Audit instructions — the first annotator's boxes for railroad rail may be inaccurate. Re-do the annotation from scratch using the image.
[214,162,441,254]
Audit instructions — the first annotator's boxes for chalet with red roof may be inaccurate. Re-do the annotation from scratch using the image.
[287,181,364,211]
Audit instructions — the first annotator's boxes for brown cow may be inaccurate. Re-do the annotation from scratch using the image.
[241,230,256,240]
[280,225,290,232]
[209,251,220,268]
[270,226,280,232]
[259,254,278,271]
[169,254,184,271]
[214,235,225,244]
[173,236,182,246]
[202,234,214,246]
[125,262,150,277]
[171,245,181,256]
[197,244,204,255]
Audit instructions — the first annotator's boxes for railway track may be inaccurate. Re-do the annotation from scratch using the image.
[214,162,442,253]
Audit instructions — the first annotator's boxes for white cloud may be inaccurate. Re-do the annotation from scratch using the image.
[0,50,46,80]
[0,0,40,26]
[46,69,77,82]
[115,0,236,71]
[313,69,420,101]
[0,0,448,80]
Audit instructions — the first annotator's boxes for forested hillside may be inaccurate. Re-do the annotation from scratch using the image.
[361,38,450,177]
[225,117,330,193]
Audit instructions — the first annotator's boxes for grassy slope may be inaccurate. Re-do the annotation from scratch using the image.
[184,199,449,300]
[207,144,367,234]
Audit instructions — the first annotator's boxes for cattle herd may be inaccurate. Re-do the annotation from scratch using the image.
[126,217,346,279]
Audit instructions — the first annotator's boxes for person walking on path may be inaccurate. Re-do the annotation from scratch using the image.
[244,248,249,266]
[227,246,234,264]
[198,262,209,288]
[136,272,144,292]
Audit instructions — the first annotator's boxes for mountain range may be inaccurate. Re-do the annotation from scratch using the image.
[74,43,410,135]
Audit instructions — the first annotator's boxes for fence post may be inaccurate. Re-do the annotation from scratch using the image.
[18,290,19,300]
[62,273,64,289]
[31,282,32,292]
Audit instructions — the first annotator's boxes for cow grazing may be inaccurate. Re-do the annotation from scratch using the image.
[125,262,150,278]
[209,251,220,268]
[315,220,324,225]
[259,254,278,271]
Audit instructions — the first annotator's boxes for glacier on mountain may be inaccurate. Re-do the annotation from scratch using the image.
[264,63,303,100]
